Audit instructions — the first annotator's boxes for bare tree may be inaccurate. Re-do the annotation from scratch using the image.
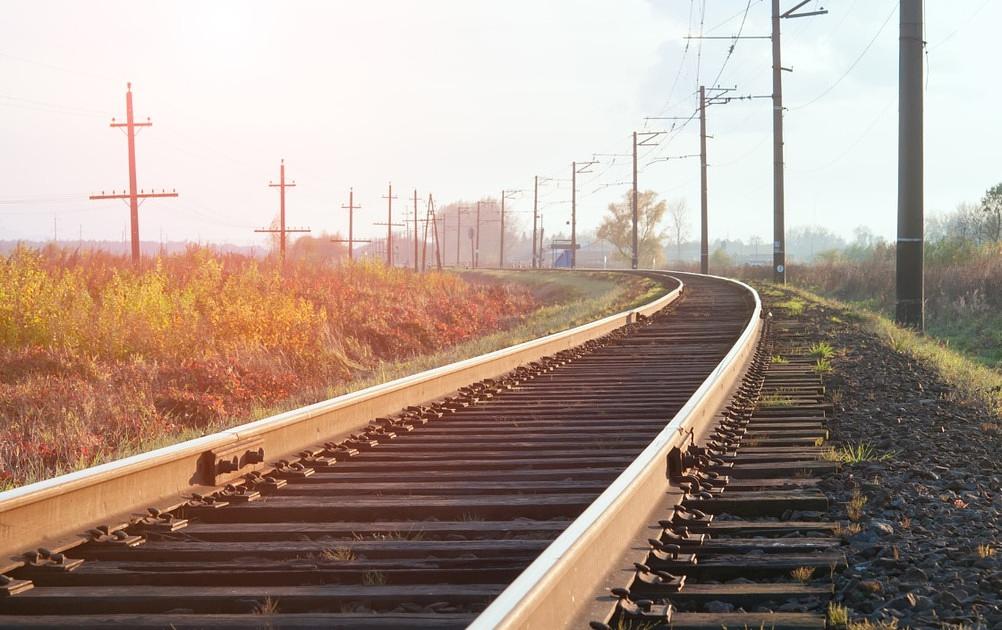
[667,199,690,263]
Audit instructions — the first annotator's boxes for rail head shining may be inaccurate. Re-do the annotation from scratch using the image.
[0,271,682,573]
[471,273,762,630]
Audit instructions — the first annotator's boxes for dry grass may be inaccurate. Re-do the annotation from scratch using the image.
[790,566,815,583]
[362,570,387,586]
[252,597,279,615]
[822,443,893,464]
[977,544,996,559]
[846,488,868,522]
[320,546,357,562]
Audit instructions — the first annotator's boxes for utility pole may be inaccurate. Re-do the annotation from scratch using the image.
[532,176,539,269]
[632,132,639,269]
[254,159,310,263]
[771,0,828,282]
[500,191,507,269]
[454,206,471,266]
[699,86,710,275]
[474,201,481,268]
[374,182,403,267]
[572,160,598,269]
[331,188,368,262]
[896,0,924,329]
[412,189,419,271]
[90,82,177,264]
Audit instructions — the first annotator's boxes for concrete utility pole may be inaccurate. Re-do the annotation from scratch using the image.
[531,176,540,269]
[254,159,310,263]
[699,86,710,275]
[771,0,827,283]
[896,0,924,329]
[570,161,598,269]
[632,131,639,270]
[331,188,368,262]
[90,82,177,264]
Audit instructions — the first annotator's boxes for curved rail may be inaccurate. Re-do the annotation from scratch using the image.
[471,272,762,629]
[0,271,682,574]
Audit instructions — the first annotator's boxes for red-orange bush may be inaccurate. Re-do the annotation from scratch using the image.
[0,246,534,487]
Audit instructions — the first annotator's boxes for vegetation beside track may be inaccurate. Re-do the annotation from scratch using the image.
[0,248,658,489]
[761,283,1002,419]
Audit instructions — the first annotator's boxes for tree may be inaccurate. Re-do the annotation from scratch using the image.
[667,199,690,263]
[980,183,1002,242]
[596,190,669,267]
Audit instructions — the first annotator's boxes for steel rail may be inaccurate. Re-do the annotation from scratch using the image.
[470,272,762,629]
[0,271,682,574]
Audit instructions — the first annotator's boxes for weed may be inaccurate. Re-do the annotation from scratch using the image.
[813,437,825,447]
[776,298,806,316]
[822,443,893,464]
[252,597,279,615]
[846,488,868,522]
[830,389,844,406]
[814,357,834,374]
[461,512,484,522]
[809,341,835,359]
[794,468,815,478]
[827,602,850,626]
[977,544,996,559]
[362,570,387,586]
[353,530,425,542]
[790,566,815,583]
[848,619,899,630]
[760,393,794,407]
[770,354,790,364]
[833,521,862,538]
[320,546,356,561]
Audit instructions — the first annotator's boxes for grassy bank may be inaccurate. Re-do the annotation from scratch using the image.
[758,282,1002,418]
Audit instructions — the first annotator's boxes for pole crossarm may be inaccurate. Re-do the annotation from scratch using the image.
[89,190,177,200]
[256,227,311,234]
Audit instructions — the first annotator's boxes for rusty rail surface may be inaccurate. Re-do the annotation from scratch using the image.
[0,271,681,575]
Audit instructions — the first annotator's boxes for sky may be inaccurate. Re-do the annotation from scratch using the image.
[1,0,999,248]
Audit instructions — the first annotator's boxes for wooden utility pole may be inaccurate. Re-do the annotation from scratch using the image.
[412,189,419,271]
[254,159,310,262]
[454,206,471,267]
[474,201,481,268]
[381,183,399,266]
[500,191,507,269]
[896,0,924,329]
[331,188,368,262]
[374,183,403,267]
[90,83,177,264]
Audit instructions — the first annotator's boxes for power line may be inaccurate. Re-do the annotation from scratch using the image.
[789,1,898,111]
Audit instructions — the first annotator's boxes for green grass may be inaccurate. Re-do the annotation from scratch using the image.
[809,341,835,359]
[822,442,893,464]
[24,271,664,486]
[775,297,806,316]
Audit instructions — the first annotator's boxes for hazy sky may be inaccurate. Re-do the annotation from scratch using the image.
[1,0,998,247]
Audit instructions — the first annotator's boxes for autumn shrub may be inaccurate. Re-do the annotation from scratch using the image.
[0,245,534,487]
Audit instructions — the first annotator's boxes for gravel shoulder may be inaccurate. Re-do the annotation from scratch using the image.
[758,284,1002,630]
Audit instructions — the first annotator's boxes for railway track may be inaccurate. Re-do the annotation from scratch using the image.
[0,271,773,628]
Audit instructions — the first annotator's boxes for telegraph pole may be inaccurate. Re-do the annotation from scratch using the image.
[374,183,403,267]
[90,82,177,264]
[381,183,399,266]
[500,191,507,269]
[474,200,481,269]
[254,159,310,262]
[413,189,419,271]
[896,0,924,329]
[699,86,709,275]
[532,176,539,269]
[331,188,368,262]
[454,206,471,266]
